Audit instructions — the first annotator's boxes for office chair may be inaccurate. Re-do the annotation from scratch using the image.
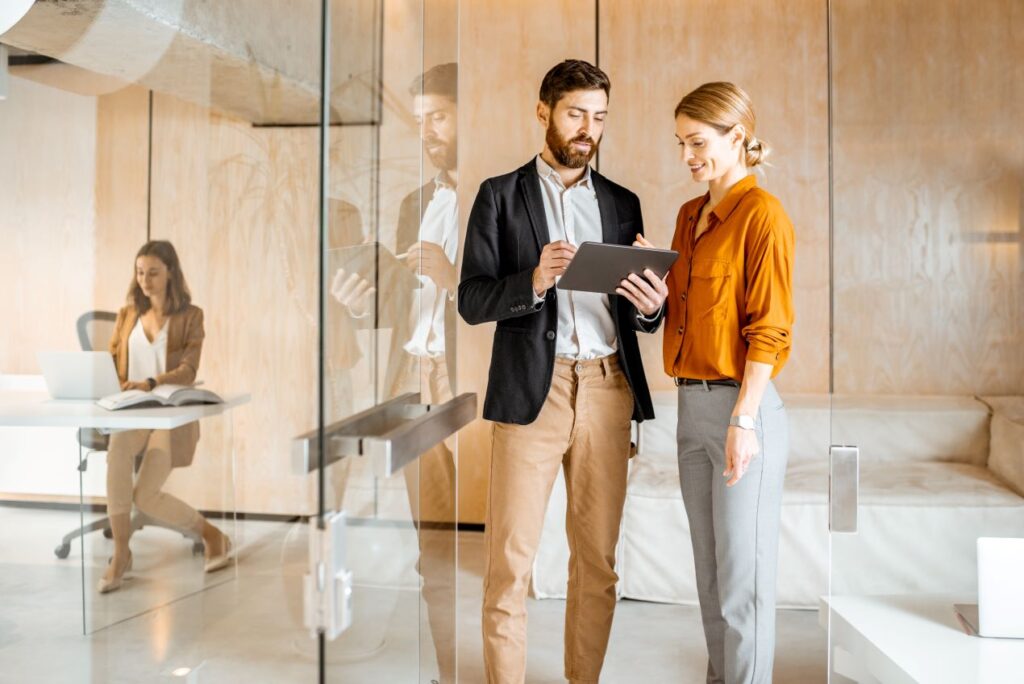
[54,311,204,558]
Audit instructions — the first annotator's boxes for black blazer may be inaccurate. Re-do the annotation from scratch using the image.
[459,159,661,425]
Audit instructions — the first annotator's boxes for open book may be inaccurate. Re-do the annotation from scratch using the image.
[97,384,223,411]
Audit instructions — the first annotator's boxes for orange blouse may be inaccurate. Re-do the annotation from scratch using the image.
[663,174,795,382]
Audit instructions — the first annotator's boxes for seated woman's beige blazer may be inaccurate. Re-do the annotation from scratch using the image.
[109,304,205,467]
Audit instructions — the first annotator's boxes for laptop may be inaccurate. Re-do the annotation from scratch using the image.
[954,537,1024,638]
[37,351,121,400]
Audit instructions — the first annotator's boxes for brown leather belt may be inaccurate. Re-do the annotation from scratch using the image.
[674,377,739,388]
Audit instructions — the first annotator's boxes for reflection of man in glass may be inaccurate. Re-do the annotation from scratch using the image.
[330,62,458,683]
[326,198,366,418]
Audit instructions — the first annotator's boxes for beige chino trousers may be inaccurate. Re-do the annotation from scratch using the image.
[106,429,202,530]
[483,355,634,684]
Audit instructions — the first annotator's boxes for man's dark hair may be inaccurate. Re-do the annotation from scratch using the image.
[409,62,458,102]
[538,59,610,109]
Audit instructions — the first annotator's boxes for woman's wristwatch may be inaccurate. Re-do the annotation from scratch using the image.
[146,377,157,391]
[729,414,755,430]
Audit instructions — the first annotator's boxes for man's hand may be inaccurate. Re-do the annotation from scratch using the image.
[532,240,577,296]
[404,241,456,292]
[724,424,760,487]
[330,267,376,317]
[121,381,150,391]
[616,234,669,316]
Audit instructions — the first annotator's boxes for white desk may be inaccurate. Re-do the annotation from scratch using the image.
[0,390,251,429]
[820,594,1024,683]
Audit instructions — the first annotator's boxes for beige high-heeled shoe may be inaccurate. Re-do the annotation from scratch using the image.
[97,551,133,594]
[204,534,233,573]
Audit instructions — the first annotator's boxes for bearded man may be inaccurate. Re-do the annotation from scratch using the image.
[458,59,668,684]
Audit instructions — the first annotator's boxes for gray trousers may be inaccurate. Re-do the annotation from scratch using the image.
[676,381,788,684]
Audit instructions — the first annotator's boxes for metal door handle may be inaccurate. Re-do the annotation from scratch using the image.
[829,445,859,533]
[293,392,477,477]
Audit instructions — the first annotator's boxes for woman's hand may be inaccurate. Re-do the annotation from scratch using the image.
[121,381,150,392]
[724,424,759,487]
[615,233,669,316]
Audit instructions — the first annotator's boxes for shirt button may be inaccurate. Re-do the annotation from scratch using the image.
[575,363,583,373]
[546,330,556,341]
[680,293,687,301]
[677,326,684,335]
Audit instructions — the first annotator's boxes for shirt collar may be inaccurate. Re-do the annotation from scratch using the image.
[433,170,456,191]
[535,154,593,191]
[708,174,758,223]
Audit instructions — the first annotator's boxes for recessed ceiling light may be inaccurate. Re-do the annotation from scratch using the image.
[171,667,192,677]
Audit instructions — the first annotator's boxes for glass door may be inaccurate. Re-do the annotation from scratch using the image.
[315,0,464,682]
[826,1,1024,682]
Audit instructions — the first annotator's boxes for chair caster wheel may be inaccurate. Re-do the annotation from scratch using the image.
[102,527,113,539]
[192,541,205,556]
[55,543,71,559]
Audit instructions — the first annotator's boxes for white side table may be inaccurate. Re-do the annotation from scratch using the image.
[820,594,1024,683]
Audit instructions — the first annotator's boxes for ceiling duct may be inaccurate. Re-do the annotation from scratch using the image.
[0,0,380,125]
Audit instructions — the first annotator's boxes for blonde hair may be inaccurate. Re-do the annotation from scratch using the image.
[674,82,770,168]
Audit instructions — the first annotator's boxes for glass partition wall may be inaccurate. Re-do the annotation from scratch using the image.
[0,0,460,681]
[825,1,1024,681]
[322,0,460,681]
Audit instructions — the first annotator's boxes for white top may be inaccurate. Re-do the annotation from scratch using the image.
[533,155,617,360]
[127,317,167,383]
[404,174,459,358]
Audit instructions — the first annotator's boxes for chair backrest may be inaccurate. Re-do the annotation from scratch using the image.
[76,311,117,352]
[76,311,117,453]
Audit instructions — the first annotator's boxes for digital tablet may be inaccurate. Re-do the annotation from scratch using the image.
[328,242,422,293]
[557,242,679,294]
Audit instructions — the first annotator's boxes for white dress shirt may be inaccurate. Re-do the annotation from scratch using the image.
[404,173,458,358]
[533,155,618,360]
[127,317,167,383]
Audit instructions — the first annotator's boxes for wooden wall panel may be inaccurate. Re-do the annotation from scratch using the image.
[598,0,831,396]
[95,85,150,309]
[831,0,1024,395]
[0,77,100,372]
[456,0,597,523]
[7,1,1018,521]
[149,93,321,515]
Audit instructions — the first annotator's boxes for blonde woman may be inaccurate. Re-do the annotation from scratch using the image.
[99,240,231,594]
[639,82,794,683]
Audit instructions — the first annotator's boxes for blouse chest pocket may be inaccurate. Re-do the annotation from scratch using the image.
[688,258,733,321]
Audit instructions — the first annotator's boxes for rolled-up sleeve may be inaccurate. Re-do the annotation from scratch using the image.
[741,209,794,368]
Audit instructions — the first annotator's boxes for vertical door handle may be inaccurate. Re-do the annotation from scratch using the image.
[829,445,859,533]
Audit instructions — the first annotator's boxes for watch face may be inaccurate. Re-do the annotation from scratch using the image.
[732,415,755,430]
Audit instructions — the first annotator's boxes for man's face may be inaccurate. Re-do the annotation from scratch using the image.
[538,88,608,169]
[413,94,457,171]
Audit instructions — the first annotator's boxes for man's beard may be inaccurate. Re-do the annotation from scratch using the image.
[424,137,457,171]
[546,122,598,169]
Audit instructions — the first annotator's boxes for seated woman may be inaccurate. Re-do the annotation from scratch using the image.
[99,240,231,594]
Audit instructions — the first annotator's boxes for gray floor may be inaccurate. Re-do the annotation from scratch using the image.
[0,507,826,683]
